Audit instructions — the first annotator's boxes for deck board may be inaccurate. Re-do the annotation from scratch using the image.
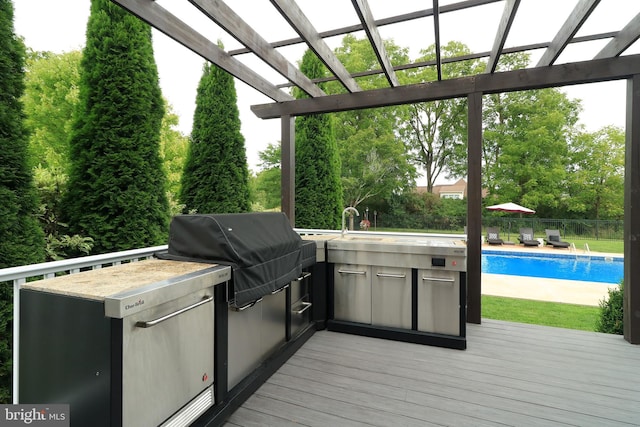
[225,320,640,427]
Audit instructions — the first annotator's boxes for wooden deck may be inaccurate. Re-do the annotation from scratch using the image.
[224,320,640,426]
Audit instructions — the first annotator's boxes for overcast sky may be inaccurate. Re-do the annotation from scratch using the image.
[13,0,631,181]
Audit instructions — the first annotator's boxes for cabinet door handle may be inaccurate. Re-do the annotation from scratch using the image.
[422,276,454,283]
[376,272,406,279]
[136,296,213,328]
[295,272,311,281]
[338,269,366,275]
[294,301,312,315]
[230,298,263,312]
[271,284,289,295]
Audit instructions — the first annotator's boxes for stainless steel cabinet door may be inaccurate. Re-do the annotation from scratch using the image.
[228,300,263,389]
[334,264,371,324]
[371,267,412,328]
[417,269,460,336]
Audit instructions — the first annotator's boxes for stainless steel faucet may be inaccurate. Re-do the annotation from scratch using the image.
[341,206,360,237]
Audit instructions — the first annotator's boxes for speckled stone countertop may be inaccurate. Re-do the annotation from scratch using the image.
[21,259,218,301]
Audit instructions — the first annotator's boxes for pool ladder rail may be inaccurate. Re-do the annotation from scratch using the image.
[571,242,592,260]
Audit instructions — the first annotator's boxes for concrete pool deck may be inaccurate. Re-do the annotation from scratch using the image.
[480,243,621,306]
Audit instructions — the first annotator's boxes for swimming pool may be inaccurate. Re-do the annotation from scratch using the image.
[482,251,623,284]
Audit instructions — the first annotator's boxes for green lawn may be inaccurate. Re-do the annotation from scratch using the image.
[482,295,600,331]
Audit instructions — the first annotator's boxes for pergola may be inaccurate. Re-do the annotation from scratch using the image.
[111,0,640,344]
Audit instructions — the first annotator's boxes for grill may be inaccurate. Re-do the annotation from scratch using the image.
[161,212,312,308]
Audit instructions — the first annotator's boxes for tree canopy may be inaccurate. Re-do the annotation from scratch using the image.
[331,35,417,208]
[22,50,81,175]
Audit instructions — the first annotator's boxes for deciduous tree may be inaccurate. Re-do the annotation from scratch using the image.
[566,126,624,220]
[22,50,81,175]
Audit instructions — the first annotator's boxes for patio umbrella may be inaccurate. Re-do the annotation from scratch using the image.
[486,202,535,240]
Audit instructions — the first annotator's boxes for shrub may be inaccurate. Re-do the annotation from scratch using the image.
[596,281,624,335]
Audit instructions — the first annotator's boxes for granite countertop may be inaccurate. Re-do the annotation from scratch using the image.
[21,259,218,301]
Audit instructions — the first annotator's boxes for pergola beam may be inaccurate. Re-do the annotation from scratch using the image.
[270,0,362,93]
[595,13,640,59]
[110,0,293,102]
[190,0,325,97]
[536,0,600,67]
[228,0,502,56]
[252,54,640,118]
[485,0,520,73]
[352,0,399,87]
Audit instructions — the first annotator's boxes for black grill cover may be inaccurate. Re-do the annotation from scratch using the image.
[165,213,302,307]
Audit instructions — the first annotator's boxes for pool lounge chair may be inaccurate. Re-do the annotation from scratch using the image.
[545,229,570,248]
[486,227,504,245]
[518,228,539,247]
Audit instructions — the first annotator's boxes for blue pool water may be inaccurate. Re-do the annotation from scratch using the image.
[482,251,623,284]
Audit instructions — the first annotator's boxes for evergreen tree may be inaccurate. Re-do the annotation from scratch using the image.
[63,0,169,253]
[294,50,343,229]
[0,0,45,403]
[179,61,250,213]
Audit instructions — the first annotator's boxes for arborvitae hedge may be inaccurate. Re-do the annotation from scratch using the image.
[294,50,343,229]
[179,62,250,213]
[0,0,46,403]
[63,0,169,253]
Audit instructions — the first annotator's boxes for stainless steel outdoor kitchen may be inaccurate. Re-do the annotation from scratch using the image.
[18,212,466,426]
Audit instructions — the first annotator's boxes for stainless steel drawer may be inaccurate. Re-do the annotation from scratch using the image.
[291,272,310,302]
[291,295,312,338]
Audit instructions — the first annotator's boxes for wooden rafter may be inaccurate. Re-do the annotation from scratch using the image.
[351,0,399,87]
[536,0,600,67]
[595,12,640,59]
[269,0,361,93]
[110,0,293,102]
[228,0,503,56]
[190,0,325,97]
[433,0,442,81]
[485,0,520,73]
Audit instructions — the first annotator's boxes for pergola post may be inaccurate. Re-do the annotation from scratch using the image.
[281,115,295,226]
[466,92,483,324]
[624,76,640,344]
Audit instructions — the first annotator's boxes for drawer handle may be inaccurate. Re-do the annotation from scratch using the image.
[136,296,213,328]
[295,272,311,281]
[294,301,312,315]
[230,297,263,312]
[376,273,406,279]
[271,284,289,295]
[422,276,454,283]
[338,269,366,275]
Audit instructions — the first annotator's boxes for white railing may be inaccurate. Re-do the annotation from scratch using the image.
[0,245,168,404]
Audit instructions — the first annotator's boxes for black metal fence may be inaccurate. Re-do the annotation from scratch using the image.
[482,218,623,241]
[373,214,623,241]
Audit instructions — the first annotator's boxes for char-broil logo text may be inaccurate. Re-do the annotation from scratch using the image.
[1,404,69,426]
[125,298,144,310]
